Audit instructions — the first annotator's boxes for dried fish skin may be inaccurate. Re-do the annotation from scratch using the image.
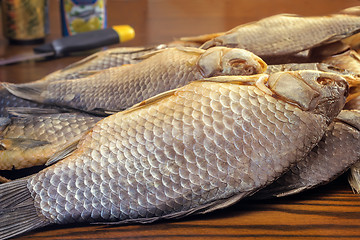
[0,70,348,239]
[0,109,102,170]
[254,110,360,199]
[200,13,360,59]
[4,47,266,115]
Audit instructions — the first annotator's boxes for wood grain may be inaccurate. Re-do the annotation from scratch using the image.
[1,0,360,239]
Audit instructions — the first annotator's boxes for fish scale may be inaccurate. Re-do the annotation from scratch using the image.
[26,80,328,225]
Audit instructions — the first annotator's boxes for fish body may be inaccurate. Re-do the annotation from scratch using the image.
[4,47,267,115]
[0,109,102,170]
[254,110,360,199]
[198,12,360,61]
[0,70,348,239]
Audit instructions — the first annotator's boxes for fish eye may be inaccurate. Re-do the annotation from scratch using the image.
[316,77,334,85]
[228,59,256,75]
[229,59,246,67]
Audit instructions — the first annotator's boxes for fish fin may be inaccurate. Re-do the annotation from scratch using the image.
[0,117,11,131]
[46,139,80,166]
[338,6,360,16]
[173,46,205,54]
[60,52,100,71]
[0,175,10,183]
[95,192,250,225]
[252,185,308,199]
[2,82,46,103]
[349,162,360,194]
[273,186,308,198]
[198,192,250,214]
[1,138,49,150]
[132,48,169,60]
[133,46,204,60]
[0,178,50,239]
[199,75,263,84]
[75,70,102,78]
[121,89,178,115]
[6,107,71,117]
[180,32,225,43]
[109,45,166,54]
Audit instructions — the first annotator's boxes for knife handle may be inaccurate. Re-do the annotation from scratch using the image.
[35,25,135,56]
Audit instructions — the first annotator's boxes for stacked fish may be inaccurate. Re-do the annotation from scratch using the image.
[1,6,360,239]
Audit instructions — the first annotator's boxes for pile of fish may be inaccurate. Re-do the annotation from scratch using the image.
[1,6,360,239]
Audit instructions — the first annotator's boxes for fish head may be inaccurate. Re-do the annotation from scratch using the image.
[267,70,349,122]
[197,46,267,78]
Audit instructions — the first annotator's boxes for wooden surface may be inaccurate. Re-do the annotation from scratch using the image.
[1,0,360,239]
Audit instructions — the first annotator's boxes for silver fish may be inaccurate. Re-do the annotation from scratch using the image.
[0,70,348,239]
[195,9,360,61]
[0,108,102,170]
[253,110,360,199]
[4,47,267,115]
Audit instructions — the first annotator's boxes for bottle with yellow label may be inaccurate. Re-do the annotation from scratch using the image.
[60,0,107,36]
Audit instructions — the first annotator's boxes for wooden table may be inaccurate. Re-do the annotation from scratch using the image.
[1,0,360,239]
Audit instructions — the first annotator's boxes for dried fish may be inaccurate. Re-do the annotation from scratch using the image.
[0,70,348,239]
[181,8,360,63]
[4,47,267,115]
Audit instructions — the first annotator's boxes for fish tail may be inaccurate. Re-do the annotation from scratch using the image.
[0,178,50,239]
[338,6,360,16]
[2,82,46,103]
[349,163,360,194]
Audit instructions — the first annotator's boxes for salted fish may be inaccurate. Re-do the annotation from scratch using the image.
[4,47,267,115]
[0,108,102,170]
[0,70,348,239]
[187,8,360,62]
[253,110,360,199]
